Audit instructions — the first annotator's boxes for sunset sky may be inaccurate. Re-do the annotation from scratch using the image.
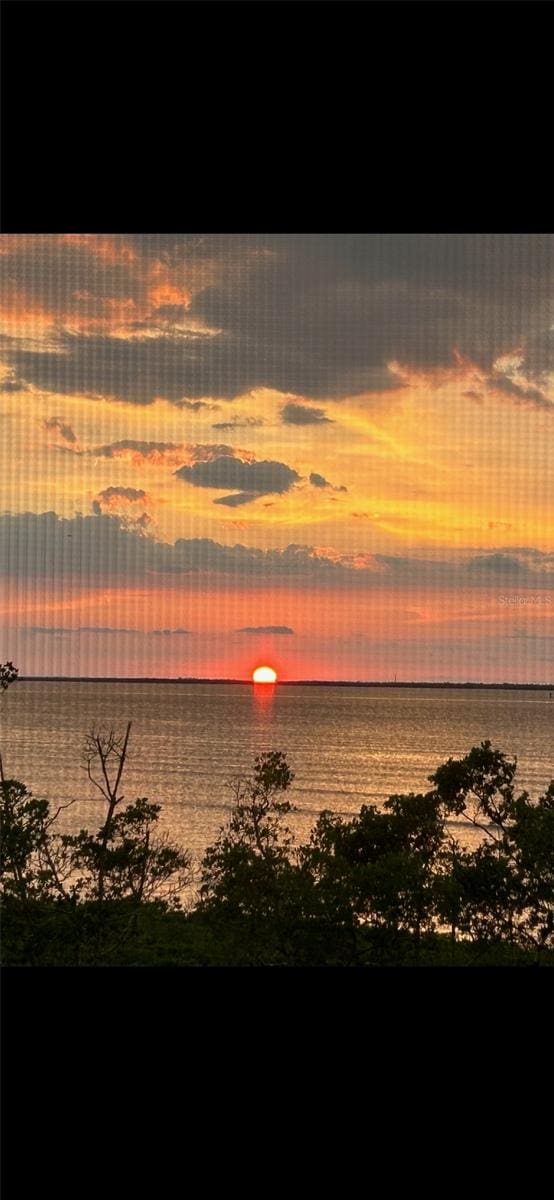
[0,233,552,681]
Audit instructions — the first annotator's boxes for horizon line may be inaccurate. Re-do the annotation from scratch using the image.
[13,676,554,689]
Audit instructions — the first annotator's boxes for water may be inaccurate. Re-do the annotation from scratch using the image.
[1,683,552,862]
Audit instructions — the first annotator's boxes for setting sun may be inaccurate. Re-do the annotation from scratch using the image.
[252,666,277,684]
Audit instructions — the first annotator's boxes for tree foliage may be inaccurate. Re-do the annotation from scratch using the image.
[200,751,296,917]
[431,741,554,952]
[0,716,192,962]
[0,662,18,694]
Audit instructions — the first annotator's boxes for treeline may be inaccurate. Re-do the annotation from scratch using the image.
[1,662,553,966]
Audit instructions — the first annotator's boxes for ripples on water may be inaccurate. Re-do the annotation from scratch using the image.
[1,683,553,860]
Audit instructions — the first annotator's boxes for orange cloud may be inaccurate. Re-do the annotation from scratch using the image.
[0,235,199,346]
[148,282,192,309]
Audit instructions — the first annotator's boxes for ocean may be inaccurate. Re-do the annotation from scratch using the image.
[1,682,552,864]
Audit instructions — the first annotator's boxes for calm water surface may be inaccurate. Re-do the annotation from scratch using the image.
[1,683,553,861]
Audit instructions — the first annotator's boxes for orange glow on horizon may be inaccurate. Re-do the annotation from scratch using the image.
[252,665,278,683]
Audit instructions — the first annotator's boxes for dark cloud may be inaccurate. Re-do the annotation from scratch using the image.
[148,304,190,322]
[74,626,136,634]
[89,440,246,468]
[171,399,212,412]
[238,626,294,635]
[24,626,135,635]
[22,627,70,635]
[91,486,149,521]
[486,374,552,410]
[21,625,189,635]
[189,235,553,399]
[150,628,190,636]
[309,472,347,493]
[213,492,258,508]
[95,486,147,503]
[43,416,77,444]
[374,554,443,573]
[175,455,300,501]
[0,235,146,317]
[373,551,553,586]
[281,403,333,425]
[212,417,264,430]
[0,513,266,586]
[466,553,525,575]
[93,440,181,460]
[1,512,552,592]
[3,235,551,405]
[0,376,28,393]
[0,512,360,587]
[4,332,229,406]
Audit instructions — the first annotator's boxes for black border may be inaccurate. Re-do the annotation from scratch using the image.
[3,966,552,1157]
[1,0,553,232]
[1,0,553,1168]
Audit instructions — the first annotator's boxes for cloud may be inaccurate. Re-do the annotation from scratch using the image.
[24,626,135,635]
[0,234,216,343]
[466,553,525,575]
[0,511,367,587]
[212,416,264,430]
[281,403,333,425]
[486,374,553,410]
[188,235,553,399]
[309,472,347,493]
[92,486,149,516]
[20,625,189,635]
[1,511,553,593]
[0,375,28,393]
[213,492,258,507]
[91,486,153,534]
[3,234,551,405]
[91,440,187,466]
[373,550,554,586]
[3,332,228,406]
[502,547,554,564]
[43,416,78,445]
[94,486,147,504]
[88,440,257,469]
[237,626,294,635]
[385,345,554,414]
[168,399,212,412]
[175,455,300,502]
[22,626,71,635]
[150,628,190,636]
[79,626,136,633]
[483,347,554,411]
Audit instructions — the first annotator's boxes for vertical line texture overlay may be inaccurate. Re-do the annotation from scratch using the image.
[1,233,552,683]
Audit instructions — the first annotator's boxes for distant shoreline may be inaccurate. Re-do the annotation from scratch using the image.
[15,677,554,690]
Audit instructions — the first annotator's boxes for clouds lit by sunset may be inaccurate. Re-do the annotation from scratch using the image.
[0,234,552,681]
